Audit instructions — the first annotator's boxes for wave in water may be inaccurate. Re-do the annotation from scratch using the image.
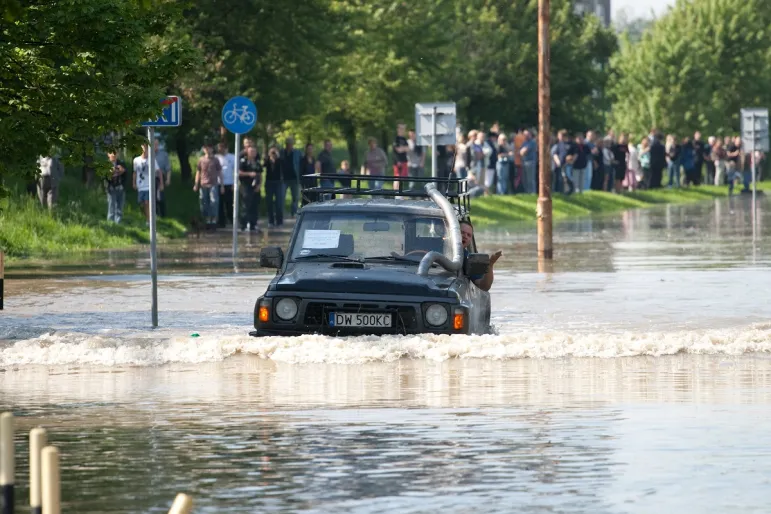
[2,324,771,366]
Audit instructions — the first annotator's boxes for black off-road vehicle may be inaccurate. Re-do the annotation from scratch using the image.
[249,175,491,336]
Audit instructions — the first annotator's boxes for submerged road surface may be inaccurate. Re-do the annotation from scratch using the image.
[1,195,770,513]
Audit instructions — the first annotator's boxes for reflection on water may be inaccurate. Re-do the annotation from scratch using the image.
[1,196,771,513]
[2,356,771,513]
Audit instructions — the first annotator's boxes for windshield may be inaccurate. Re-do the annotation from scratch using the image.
[289,211,450,263]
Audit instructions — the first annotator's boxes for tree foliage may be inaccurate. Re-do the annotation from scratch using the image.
[302,0,617,167]
[0,0,198,189]
[441,0,617,133]
[1,0,619,189]
[310,0,454,167]
[165,0,348,178]
[608,0,771,138]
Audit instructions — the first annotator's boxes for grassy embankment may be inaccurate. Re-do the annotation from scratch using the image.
[471,182,770,226]
[0,167,196,260]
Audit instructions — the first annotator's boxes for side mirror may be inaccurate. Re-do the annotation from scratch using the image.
[464,253,490,277]
[259,246,284,269]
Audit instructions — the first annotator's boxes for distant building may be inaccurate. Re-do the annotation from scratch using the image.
[574,0,611,27]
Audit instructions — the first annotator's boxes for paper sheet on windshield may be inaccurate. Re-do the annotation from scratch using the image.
[302,229,341,249]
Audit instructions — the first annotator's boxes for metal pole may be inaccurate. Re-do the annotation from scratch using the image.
[233,133,240,259]
[751,113,757,241]
[147,127,158,328]
[431,106,437,178]
[537,0,553,260]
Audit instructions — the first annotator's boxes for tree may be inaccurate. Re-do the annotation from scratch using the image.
[166,0,348,179]
[0,0,198,194]
[440,0,618,134]
[612,8,654,44]
[311,0,454,169]
[608,0,771,139]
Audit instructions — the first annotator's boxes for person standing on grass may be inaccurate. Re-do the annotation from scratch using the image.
[133,142,164,225]
[154,138,171,217]
[238,145,262,232]
[37,153,64,210]
[680,136,696,187]
[392,123,410,189]
[316,139,335,188]
[571,133,590,194]
[192,142,223,228]
[365,137,388,190]
[263,146,283,228]
[519,130,537,194]
[494,133,512,195]
[637,137,651,189]
[105,150,127,223]
[280,137,302,219]
[216,141,236,228]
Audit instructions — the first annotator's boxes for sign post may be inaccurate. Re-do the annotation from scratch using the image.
[415,103,456,178]
[141,95,182,327]
[221,96,258,260]
[740,107,769,240]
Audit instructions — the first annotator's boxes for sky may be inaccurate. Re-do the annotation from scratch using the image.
[613,0,674,20]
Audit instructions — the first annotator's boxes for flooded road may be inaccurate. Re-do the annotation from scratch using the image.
[1,194,771,513]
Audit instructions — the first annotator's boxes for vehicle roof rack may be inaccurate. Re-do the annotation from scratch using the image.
[301,173,472,218]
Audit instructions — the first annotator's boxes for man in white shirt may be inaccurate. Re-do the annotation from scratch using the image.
[37,154,64,210]
[216,142,236,227]
[133,142,164,224]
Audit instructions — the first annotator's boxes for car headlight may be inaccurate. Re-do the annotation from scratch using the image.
[275,298,298,320]
[425,304,448,326]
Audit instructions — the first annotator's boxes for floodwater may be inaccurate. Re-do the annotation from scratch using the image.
[1,193,771,513]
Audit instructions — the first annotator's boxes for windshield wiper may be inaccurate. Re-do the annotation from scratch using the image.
[293,253,364,263]
[365,255,416,262]
[365,254,441,266]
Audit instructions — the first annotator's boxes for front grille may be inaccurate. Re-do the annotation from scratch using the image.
[304,302,335,325]
[303,301,418,331]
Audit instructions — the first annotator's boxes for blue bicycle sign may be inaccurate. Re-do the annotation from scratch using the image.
[221,96,257,134]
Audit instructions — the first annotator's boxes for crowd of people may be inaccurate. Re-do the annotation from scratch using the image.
[27,122,767,230]
[445,125,766,197]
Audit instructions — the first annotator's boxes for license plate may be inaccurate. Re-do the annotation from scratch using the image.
[328,312,392,328]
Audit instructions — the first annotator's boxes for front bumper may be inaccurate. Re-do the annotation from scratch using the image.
[252,294,469,336]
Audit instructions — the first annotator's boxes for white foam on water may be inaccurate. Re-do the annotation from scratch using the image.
[2,324,771,367]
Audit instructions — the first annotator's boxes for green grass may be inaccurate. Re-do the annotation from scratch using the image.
[470,181,771,226]
[0,171,189,260]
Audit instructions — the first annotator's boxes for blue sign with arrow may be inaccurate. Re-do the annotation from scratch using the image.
[222,96,257,134]
[142,96,182,127]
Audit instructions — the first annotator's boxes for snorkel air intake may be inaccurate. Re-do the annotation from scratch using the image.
[417,183,463,276]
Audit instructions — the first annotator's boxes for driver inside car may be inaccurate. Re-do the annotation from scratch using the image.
[460,220,501,292]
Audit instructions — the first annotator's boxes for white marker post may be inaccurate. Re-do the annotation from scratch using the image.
[40,447,60,514]
[0,412,13,514]
[29,428,46,514]
[147,127,159,327]
[168,493,193,514]
[232,133,240,258]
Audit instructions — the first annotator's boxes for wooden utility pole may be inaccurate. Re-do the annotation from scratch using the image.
[536,0,553,260]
